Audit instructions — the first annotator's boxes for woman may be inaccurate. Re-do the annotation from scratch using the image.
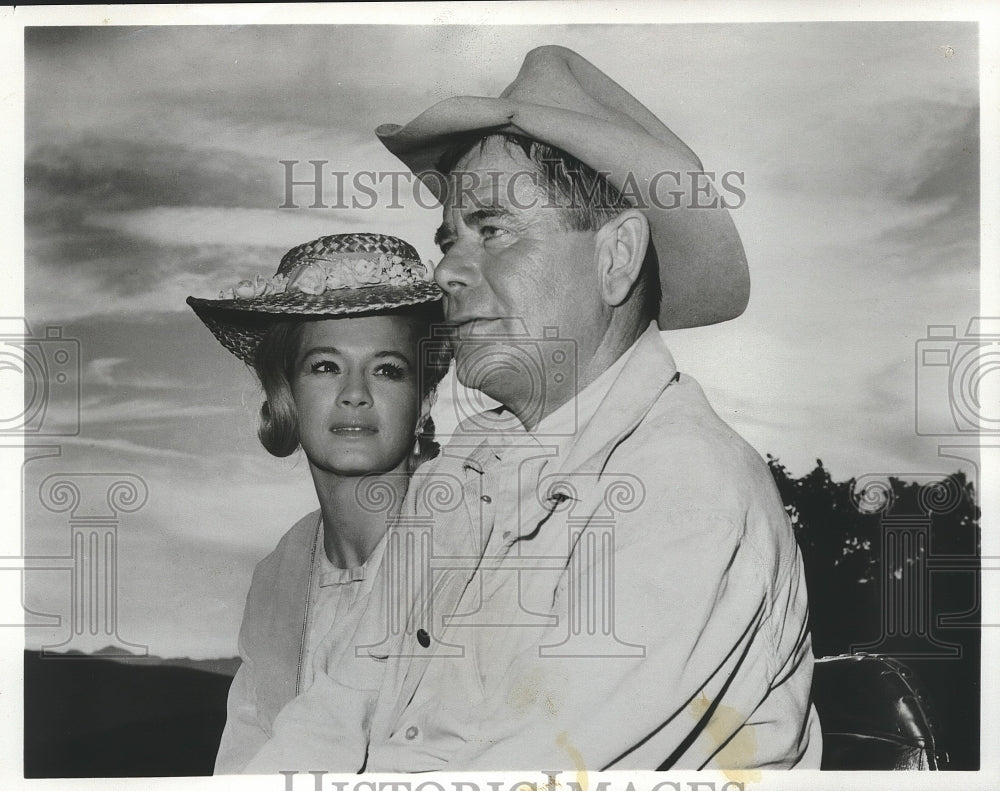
[187,232,448,773]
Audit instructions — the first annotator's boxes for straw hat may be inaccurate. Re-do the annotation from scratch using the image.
[375,45,749,329]
[187,232,443,364]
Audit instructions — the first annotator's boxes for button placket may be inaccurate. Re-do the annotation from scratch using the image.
[464,478,498,555]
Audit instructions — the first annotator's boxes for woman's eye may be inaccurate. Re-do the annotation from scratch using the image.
[310,360,339,374]
[373,363,406,381]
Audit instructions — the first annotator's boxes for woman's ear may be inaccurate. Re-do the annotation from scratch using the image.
[594,209,650,308]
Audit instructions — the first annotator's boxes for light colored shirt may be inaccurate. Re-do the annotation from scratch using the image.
[363,323,822,771]
[301,521,389,690]
[221,515,393,774]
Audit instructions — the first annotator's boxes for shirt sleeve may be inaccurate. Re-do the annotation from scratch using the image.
[443,498,818,771]
[213,641,270,774]
[240,673,375,774]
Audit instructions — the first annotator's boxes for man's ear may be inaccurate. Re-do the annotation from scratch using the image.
[594,209,650,308]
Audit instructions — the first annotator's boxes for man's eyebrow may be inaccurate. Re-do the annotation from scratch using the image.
[435,205,515,247]
[465,206,513,223]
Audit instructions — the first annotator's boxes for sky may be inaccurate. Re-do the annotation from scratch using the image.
[11,20,985,659]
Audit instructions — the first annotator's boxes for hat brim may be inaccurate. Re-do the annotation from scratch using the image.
[187,280,443,365]
[376,96,749,330]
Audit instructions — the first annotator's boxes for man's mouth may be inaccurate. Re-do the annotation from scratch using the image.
[453,317,503,337]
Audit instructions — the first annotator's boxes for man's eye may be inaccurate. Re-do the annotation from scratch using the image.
[310,360,339,374]
[438,239,454,254]
[373,363,406,381]
[481,225,508,240]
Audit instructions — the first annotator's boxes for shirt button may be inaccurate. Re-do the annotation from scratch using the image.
[481,494,492,503]
[405,725,419,740]
[502,530,512,539]
[416,628,431,648]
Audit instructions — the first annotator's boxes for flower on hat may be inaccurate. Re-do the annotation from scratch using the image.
[287,263,327,295]
[233,280,256,299]
[325,266,360,290]
[215,252,434,301]
[352,257,384,284]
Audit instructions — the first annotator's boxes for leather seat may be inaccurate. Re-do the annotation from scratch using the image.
[811,653,946,770]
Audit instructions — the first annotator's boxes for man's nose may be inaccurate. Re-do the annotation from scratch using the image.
[434,242,481,296]
[338,373,372,407]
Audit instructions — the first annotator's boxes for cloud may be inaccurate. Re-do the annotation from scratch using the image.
[82,207,370,250]
[23,136,284,321]
[906,107,979,204]
[26,240,267,322]
[74,397,235,426]
[83,357,183,390]
[26,137,281,218]
[52,435,203,463]
[25,25,513,146]
[24,134,442,324]
[880,106,979,277]
[84,357,128,387]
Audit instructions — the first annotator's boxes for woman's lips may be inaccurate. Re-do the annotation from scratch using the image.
[328,426,377,436]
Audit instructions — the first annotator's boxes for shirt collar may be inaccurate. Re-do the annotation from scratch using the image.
[533,331,638,446]
[316,521,389,588]
[452,327,646,474]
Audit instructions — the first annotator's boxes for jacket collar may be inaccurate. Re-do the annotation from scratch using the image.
[449,322,677,474]
[552,321,679,480]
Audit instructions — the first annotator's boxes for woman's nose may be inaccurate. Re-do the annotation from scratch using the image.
[338,373,372,407]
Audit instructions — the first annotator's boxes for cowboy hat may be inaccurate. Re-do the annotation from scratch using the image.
[187,232,442,364]
[375,45,749,329]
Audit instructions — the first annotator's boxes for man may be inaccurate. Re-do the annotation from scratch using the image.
[362,45,822,771]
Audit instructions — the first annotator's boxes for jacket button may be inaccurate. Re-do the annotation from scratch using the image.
[481,494,492,503]
[405,725,419,740]
[417,628,431,648]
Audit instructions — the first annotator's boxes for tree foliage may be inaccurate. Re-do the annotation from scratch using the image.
[767,455,979,655]
[767,456,981,768]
